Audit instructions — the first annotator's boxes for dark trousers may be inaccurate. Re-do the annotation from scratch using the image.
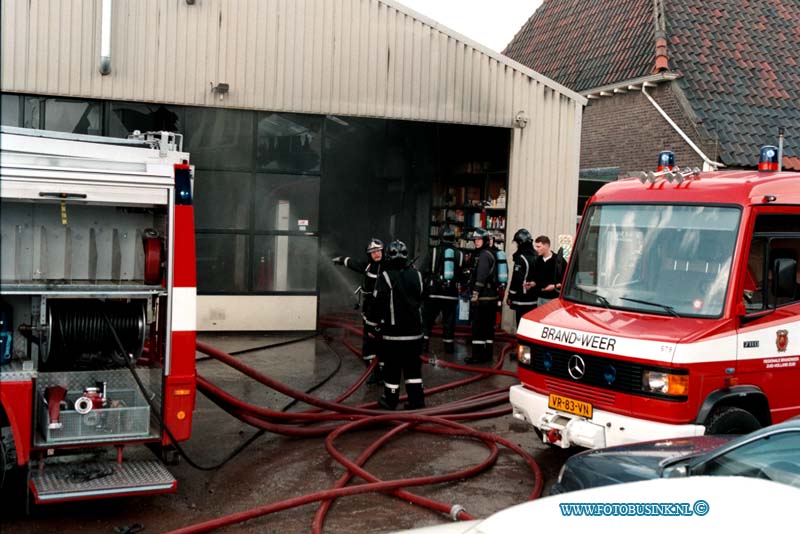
[470,301,496,360]
[380,338,424,409]
[362,320,379,365]
[423,296,458,350]
[514,305,537,328]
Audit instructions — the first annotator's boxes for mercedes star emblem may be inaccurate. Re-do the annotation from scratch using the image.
[568,354,586,380]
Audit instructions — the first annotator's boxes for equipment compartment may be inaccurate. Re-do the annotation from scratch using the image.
[35,369,159,446]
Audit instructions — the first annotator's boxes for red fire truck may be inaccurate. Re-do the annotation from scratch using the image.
[511,148,800,449]
[0,127,196,502]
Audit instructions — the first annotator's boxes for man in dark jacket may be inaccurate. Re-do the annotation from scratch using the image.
[466,228,498,364]
[422,226,464,354]
[367,240,425,410]
[333,238,384,380]
[507,228,539,326]
[532,235,566,306]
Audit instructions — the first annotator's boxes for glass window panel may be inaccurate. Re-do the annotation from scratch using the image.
[23,96,43,129]
[256,113,322,174]
[184,107,253,171]
[1,94,21,126]
[193,170,251,230]
[43,98,103,135]
[109,102,184,138]
[253,235,318,291]
[254,174,320,232]
[196,234,248,292]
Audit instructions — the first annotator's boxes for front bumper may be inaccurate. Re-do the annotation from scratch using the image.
[509,385,705,449]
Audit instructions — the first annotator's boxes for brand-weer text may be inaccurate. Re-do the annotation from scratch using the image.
[541,327,617,352]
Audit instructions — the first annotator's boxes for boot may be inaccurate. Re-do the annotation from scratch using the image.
[443,340,455,354]
[465,344,489,364]
[378,395,396,411]
[404,383,425,410]
[378,383,399,410]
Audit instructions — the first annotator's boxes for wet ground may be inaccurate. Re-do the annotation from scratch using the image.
[0,327,575,533]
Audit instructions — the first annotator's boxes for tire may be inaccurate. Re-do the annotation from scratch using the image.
[705,406,761,435]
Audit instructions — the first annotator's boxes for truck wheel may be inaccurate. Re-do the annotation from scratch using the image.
[705,406,761,435]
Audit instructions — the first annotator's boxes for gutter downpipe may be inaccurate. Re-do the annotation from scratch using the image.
[99,0,112,75]
[641,84,724,171]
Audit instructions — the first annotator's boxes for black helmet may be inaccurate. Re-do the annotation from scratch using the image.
[386,240,409,263]
[441,226,456,243]
[366,238,384,254]
[470,228,490,249]
[513,229,532,245]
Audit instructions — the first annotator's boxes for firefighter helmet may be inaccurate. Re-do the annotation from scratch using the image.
[386,240,409,262]
[366,238,384,254]
[470,228,490,249]
[441,226,456,243]
[513,228,532,245]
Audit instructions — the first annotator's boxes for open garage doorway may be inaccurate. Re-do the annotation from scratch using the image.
[318,117,511,317]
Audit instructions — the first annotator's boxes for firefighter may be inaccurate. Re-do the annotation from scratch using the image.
[332,238,385,382]
[466,228,498,364]
[422,226,464,354]
[367,240,425,410]
[488,232,508,328]
[507,228,539,326]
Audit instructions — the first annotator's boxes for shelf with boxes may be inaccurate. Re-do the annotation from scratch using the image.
[429,174,507,251]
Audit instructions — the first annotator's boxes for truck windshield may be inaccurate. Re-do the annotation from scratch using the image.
[563,204,741,318]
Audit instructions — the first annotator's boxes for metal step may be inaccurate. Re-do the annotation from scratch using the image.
[30,460,176,503]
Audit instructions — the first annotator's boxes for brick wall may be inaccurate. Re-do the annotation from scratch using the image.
[580,82,718,176]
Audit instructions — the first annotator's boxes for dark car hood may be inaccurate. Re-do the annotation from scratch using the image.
[551,436,732,494]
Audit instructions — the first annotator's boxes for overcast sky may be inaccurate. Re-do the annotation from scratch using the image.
[395,0,543,52]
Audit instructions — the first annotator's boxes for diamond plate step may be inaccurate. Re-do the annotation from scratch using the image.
[30,460,176,503]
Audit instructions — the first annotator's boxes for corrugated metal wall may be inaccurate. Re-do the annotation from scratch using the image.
[1,0,582,125]
[1,0,585,330]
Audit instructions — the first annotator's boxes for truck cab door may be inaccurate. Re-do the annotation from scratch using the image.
[736,213,800,422]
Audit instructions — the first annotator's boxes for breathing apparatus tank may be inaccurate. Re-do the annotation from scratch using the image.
[496,249,508,284]
[443,247,455,281]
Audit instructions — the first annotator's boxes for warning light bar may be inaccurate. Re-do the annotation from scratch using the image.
[657,151,675,172]
[758,145,779,172]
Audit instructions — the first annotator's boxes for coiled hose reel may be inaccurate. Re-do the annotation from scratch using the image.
[41,300,146,368]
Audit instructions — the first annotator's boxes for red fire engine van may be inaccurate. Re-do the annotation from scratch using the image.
[511,152,800,449]
[0,127,196,502]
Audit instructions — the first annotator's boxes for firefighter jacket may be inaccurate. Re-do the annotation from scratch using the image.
[368,264,424,341]
[343,256,383,322]
[423,244,464,299]
[508,243,538,308]
[470,248,498,301]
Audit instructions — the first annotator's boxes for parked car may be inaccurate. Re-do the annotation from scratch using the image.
[550,417,800,495]
[393,476,800,533]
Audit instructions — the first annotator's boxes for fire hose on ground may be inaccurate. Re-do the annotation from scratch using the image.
[165,315,543,533]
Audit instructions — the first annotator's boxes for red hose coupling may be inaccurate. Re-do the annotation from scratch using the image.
[547,428,562,443]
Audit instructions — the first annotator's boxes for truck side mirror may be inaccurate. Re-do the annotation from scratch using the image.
[772,258,797,298]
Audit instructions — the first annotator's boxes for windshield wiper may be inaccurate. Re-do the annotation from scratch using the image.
[574,286,610,308]
[619,297,681,318]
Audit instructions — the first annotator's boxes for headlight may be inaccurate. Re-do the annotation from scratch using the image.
[642,370,688,396]
[517,344,531,365]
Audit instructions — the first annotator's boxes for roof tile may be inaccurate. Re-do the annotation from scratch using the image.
[503,0,800,168]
